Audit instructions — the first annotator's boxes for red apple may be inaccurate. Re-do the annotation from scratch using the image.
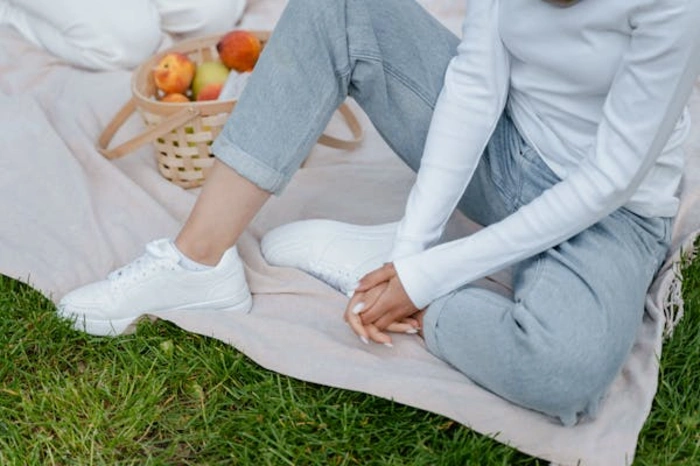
[191,61,230,100]
[196,82,224,101]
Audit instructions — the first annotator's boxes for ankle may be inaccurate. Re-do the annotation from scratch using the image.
[173,238,226,266]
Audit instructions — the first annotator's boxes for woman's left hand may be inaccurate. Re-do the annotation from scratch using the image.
[343,263,419,345]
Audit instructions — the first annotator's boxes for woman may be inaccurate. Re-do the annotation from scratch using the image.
[58,0,700,426]
[0,0,246,70]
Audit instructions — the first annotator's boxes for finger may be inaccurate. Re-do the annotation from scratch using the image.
[400,317,421,329]
[360,282,407,326]
[356,263,396,292]
[344,290,365,321]
[355,285,383,311]
[347,281,389,322]
[366,324,393,347]
[344,292,371,344]
[345,289,365,312]
[386,321,420,335]
[373,279,417,330]
[375,308,412,331]
[345,302,370,345]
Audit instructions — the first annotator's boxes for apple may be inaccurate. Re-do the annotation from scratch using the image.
[160,92,190,103]
[196,82,225,101]
[153,52,196,95]
[191,61,230,100]
[217,30,262,73]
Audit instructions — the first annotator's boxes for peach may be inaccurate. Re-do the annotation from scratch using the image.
[160,92,191,103]
[196,82,224,101]
[216,30,262,73]
[191,61,230,100]
[153,52,195,95]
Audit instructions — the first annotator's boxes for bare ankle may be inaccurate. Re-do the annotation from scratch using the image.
[174,238,225,266]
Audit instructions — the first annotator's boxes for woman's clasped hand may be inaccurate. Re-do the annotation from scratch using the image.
[345,263,421,347]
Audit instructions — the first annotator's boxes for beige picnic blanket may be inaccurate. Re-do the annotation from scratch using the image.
[1,1,698,464]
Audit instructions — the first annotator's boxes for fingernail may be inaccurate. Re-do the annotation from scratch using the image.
[384,342,394,348]
[405,328,419,334]
[351,302,365,315]
[360,336,369,345]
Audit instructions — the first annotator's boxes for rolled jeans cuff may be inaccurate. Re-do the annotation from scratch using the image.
[212,137,290,195]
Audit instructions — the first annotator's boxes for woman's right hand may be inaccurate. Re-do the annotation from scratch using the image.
[343,264,420,346]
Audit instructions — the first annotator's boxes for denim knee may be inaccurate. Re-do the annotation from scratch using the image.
[503,310,615,424]
[423,295,617,425]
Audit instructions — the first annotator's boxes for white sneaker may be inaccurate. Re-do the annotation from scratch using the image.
[261,220,398,295]
[57,239,252,337]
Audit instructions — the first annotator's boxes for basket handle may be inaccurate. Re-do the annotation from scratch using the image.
[97,99,363,160]
[98,98,201,160]
[318,102,364,150]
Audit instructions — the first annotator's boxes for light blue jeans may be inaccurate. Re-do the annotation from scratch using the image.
[211,0,672,425]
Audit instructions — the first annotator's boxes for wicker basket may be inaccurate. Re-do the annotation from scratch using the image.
[98,31,363,189]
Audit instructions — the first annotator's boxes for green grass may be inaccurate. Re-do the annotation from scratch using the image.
[1,251,699,465]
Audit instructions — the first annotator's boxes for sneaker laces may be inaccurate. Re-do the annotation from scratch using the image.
[310,262,358,294]
[107,241,181,293]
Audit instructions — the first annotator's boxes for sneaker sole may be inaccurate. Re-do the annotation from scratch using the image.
[59,294,253,337]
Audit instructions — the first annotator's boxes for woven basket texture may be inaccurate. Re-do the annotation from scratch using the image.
[132,31,269,189]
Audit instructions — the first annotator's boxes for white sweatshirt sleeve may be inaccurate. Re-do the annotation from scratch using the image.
[389,0,510,259]
[392,0,700,310]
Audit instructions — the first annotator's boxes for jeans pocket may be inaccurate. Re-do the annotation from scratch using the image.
[514,145,560,206]
[617,209,672,277]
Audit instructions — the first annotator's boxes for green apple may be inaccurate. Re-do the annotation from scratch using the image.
[191,61,230,100]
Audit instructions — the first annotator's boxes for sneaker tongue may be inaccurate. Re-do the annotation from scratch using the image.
[107,239,180,283]
[146,239,182,262]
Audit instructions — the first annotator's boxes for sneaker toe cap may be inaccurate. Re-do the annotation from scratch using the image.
[58,281,114,319]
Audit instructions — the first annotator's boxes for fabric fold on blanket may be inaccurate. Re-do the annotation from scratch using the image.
[1,1,699,464]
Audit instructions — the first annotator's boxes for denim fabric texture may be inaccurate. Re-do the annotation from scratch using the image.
[211,0,672,425]
[425,114,671,425]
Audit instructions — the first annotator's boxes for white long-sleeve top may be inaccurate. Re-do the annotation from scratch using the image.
[391,0,700,309]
